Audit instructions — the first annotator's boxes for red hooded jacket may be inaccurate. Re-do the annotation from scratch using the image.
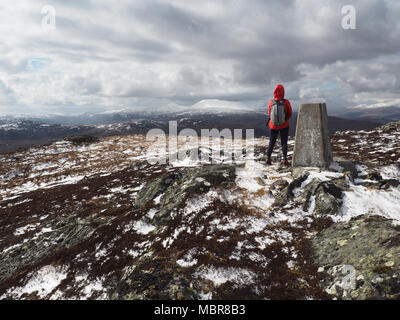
[268,84,292,130]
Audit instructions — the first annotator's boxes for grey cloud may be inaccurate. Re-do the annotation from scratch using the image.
[0,58,29,73]
[1,0,400,115]
[179,66,205,87]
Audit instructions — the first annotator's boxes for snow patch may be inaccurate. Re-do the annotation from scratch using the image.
[340,185,400,222]
[131,220,156,235]
[194,266,257,287]
[1,265,68,299]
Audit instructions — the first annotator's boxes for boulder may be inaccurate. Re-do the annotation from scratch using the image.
[312,215,400,300]
[333,159,358,181]
[297,178,346,215]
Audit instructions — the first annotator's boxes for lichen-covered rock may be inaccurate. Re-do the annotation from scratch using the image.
[312,215,400,300]
[274,167,348,215]
[134,171,183,210]
[297,178,346,215]
[110,255,213,300]
[270,179,289,191]
[273,172,309,207]
[0,214,111,282]
[313,181,345,215]
[135,164,237,225]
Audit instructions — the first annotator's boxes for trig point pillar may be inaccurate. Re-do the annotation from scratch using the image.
[292,103,332,168]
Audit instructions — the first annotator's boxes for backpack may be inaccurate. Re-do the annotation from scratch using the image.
[270,99,286,126]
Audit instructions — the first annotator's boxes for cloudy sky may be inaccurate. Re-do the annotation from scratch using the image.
[1,0,400,116]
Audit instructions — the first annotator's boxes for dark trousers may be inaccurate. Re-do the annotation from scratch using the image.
[267,126,289,159]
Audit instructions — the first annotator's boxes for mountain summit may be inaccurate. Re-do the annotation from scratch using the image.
[0,122,399,300]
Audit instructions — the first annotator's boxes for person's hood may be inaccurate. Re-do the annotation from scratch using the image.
[274,84,285,100]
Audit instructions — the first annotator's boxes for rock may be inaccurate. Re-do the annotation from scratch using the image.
[0,214,111,282]
[276,166,292,173]
[312,215,400,300]
[273,172,309,207]
[334,159,358,181]
[270,179,289,191]
[357,178,400,190]
[292,167,309,179]
[255,177,266,186]
[313,181,344,215]
[134,171,183,210]
[110,255,212,300]
[135,164,237,225]
[380,179,400,190]
[292,175,347,215]
[365,171,383,181]
[329,177,351,192]
[65,135,100,144]
[380,121,400,132]
[297,178,322,211]
[274,168,349,215]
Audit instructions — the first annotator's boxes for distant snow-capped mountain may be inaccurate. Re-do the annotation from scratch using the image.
[0,99,260,123]
[183,99,256,114]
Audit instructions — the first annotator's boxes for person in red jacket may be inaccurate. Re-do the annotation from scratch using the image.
[266,84,293,166]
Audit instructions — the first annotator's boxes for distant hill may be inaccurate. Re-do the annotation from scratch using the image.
[335,106,400,124]
[0,112,382,154]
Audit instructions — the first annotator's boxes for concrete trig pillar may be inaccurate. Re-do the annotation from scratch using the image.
[292,103,332,168]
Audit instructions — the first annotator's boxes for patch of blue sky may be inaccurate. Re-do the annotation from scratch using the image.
[28,58,52,71]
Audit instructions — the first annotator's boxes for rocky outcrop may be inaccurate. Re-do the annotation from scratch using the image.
[312,215,400,300]
[0,213,113,282]
[298,178,348,215]
[273,172,310,207]
[111,254,212,300]
[273,167,350,215]
[270,179,289,191]
[334,158,358,181]
[380,121,400,132]
[357,171,400,190]
[135,164,237,225]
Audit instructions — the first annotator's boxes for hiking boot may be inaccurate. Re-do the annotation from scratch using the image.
[282,159,289,167]
[266,158,272,165]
